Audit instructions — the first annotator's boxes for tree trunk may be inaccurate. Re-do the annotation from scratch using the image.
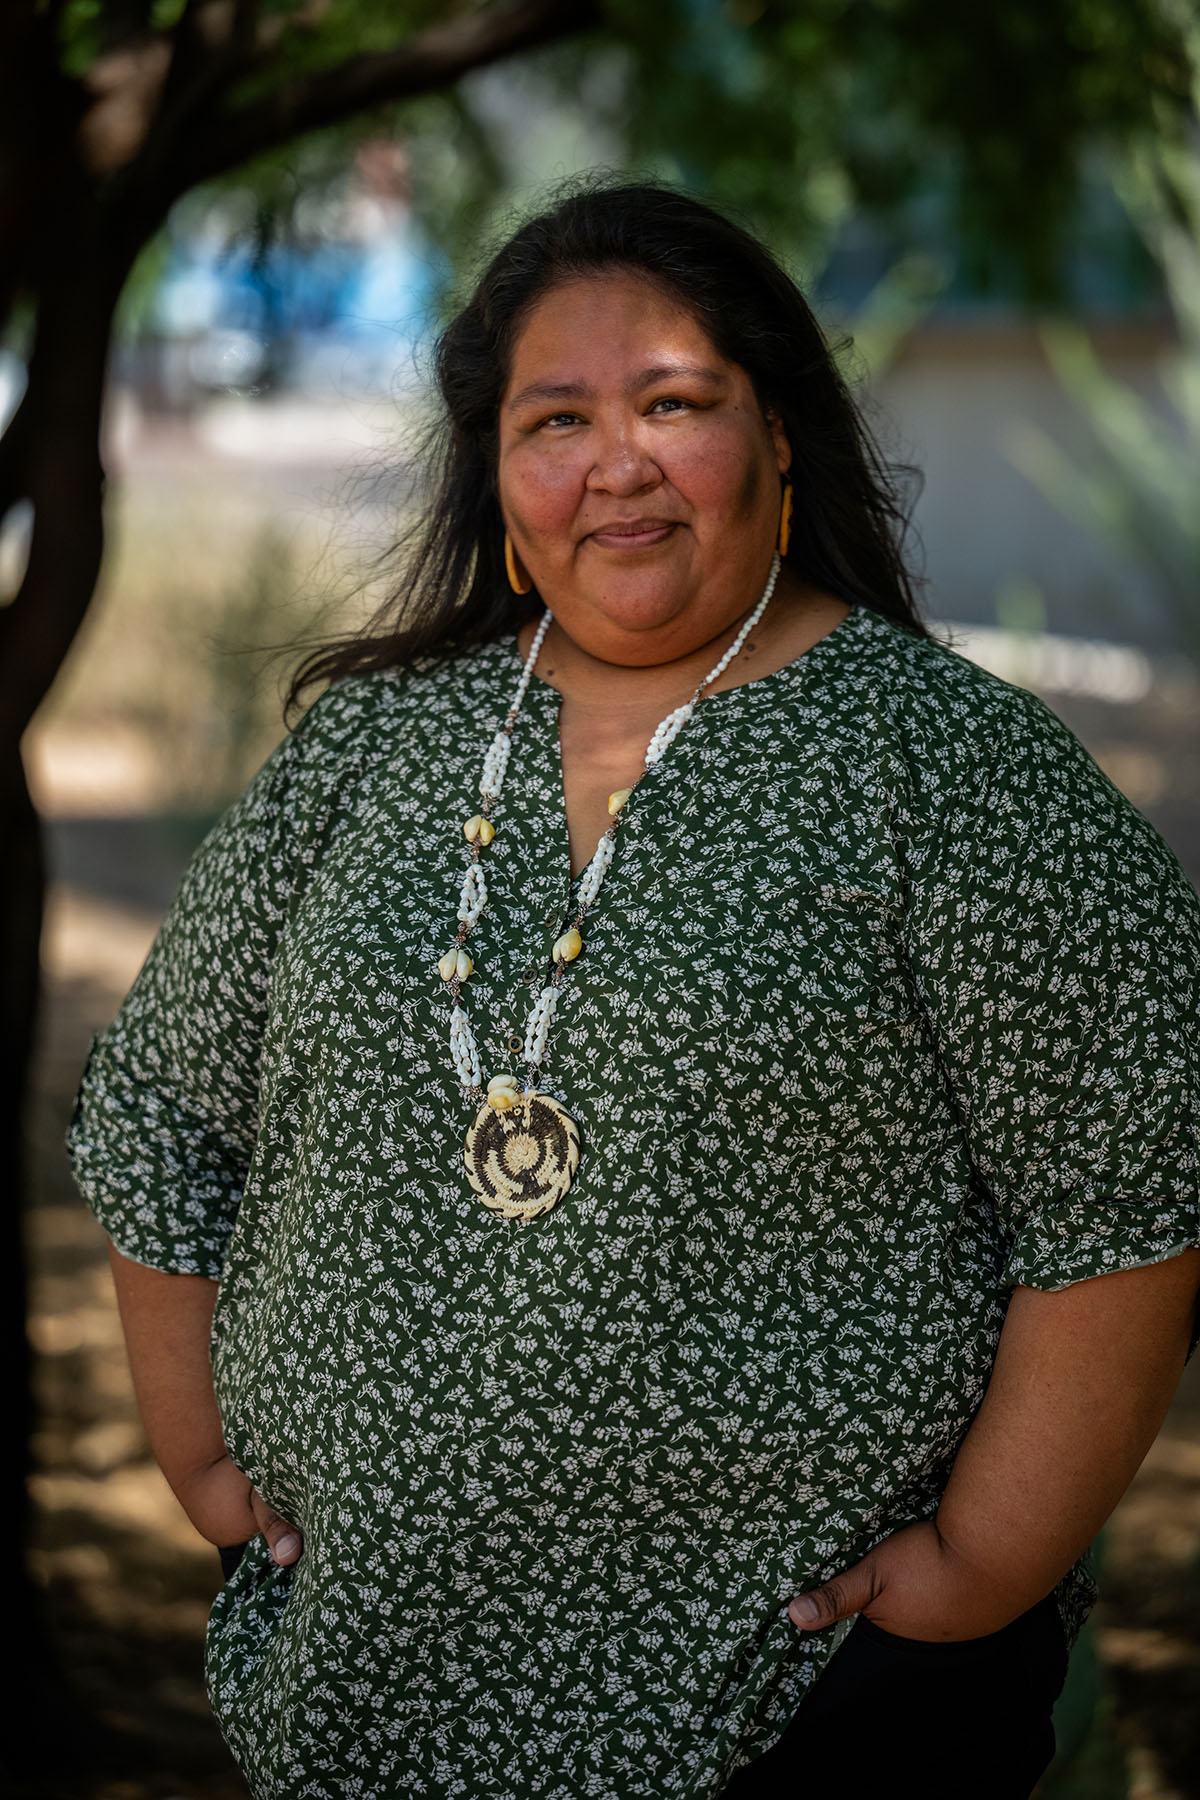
[0,170,131,1772]
[0,742,65,1780]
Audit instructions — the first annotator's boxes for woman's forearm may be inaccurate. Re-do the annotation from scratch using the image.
[106,1240,228,1493]
[107,1240,304,1560]
[106,1242,251,1548]
[933,1247,1200,1615]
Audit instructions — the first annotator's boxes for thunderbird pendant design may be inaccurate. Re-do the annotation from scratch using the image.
[464,1090,580,1219]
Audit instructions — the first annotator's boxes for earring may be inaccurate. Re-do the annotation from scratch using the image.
[504,531,532,595]
[778,480,794,558]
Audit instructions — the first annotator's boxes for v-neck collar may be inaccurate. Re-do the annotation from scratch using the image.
[502,599,869,714]
[479,604,872,917]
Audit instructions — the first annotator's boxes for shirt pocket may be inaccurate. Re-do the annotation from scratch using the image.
[669,882,925,1113]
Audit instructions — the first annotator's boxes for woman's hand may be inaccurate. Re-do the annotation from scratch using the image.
[788,1519,1020,1642]
[103,1250,305,1570]
[791,1255,1200,1644]
[176,1452,305,1568]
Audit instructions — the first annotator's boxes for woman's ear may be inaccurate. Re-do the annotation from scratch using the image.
[765,405,792,476]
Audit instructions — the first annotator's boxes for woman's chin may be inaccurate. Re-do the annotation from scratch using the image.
[556,566,704,649]
[559,604,701,664]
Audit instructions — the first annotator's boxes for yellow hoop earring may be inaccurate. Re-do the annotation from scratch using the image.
[504,531,532,595]
[778,481,794,559]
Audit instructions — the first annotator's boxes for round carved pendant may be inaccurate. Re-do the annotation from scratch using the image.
[464,1090,580,1220]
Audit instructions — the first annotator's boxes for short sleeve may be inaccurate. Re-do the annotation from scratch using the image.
[900,686,1200,1337]
[65,681,364,1278]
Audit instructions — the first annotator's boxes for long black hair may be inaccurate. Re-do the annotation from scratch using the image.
[285,174,933,714]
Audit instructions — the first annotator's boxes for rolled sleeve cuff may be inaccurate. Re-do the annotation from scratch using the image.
[1000,1192,1200,1359]
[65,1033,245,1280]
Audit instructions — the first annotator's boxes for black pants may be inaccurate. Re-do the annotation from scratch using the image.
[720,1592,1070,1800]
[219,1542,248,1581]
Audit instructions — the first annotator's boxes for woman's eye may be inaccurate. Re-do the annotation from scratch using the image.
[535,398,693,429]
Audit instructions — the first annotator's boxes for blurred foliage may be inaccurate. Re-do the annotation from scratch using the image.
[1042,1691,1134,1800]
[605,0,1189,302]
[68,0,1197,349]
[1041,1534,1128,1800]
[1002,0,1200,665]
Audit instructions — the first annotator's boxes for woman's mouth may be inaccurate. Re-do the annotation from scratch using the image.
[589,522,677,549]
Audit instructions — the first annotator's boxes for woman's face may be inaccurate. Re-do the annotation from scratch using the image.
[496,270,791,667]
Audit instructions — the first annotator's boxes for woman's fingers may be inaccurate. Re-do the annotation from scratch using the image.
[789,1554,879,1630]
[788,1520,999,1639]
[249,1487,304,1565]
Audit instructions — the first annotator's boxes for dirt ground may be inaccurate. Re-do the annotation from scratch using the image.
[22,680,1200,1800]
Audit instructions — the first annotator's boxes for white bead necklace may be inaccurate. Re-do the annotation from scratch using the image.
[441,551,782,1220]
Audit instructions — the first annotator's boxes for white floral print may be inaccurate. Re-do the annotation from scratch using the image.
[66,602,1200,1799]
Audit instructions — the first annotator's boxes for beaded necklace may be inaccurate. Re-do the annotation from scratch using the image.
[439,551,782,1221]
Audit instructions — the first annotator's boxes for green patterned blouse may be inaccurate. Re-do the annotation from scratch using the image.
[66,602,1200,1800]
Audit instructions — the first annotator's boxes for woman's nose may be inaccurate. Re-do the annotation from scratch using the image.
[584,422,662,495]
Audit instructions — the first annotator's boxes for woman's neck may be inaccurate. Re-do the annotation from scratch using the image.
[517,565,852,715]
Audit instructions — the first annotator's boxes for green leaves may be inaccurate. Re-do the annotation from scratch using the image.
[48,0,1200,323]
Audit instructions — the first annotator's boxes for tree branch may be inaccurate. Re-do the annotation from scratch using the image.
[160,0,265,110]
[0,8,89,333]
[173,0,599,193]
[0,181,126,744]
[124,0,291,192]
[75,0,273,181]
[0,390,34,526]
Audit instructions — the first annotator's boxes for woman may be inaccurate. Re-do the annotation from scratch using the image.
[67,179,1200,1800]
